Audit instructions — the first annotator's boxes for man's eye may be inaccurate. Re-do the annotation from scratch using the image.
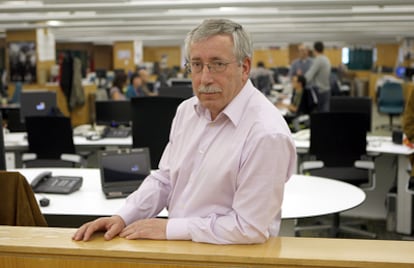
[214,62,225,67]
[191,62,201,67]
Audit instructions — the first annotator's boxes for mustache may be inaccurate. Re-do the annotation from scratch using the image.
[198,85,223,94]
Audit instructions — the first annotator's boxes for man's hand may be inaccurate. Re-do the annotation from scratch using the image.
[72,215,126,241]
[119,218,168,240]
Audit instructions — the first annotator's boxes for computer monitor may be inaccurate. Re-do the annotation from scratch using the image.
[95,100,131,127]
[395,66,406,79]
[169,78,192,88]
[20,90,57,123]
[158,86,193,99]
[95,68,107,79]
[405,68,414,80]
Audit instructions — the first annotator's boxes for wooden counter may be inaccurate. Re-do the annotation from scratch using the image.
[0,226,413,268]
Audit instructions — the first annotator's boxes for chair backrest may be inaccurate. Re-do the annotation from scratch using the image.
[253,75,272,95]
[10,81,22,104]
[330,96,372,132]
[0,113,6,170]
[378,82,404,106]
[0,171,47,226]
[25,116,75,159]
[310,112,367,167]
[131,96,184,169]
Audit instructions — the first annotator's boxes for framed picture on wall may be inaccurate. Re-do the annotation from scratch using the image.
[8,41,37,83]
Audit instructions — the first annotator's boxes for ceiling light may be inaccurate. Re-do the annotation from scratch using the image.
[47,20,62,26]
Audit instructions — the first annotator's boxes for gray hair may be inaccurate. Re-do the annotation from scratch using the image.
[184,19,253,64]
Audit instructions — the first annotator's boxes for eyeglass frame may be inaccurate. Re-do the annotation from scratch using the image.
[185,60,239,74]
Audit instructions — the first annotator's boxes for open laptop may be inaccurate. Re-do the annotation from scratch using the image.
[20,90,57,123]
[99,148,151,199]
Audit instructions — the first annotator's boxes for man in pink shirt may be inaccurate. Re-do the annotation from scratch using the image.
[73,19,296,244]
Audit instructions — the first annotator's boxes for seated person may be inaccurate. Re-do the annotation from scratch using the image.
[125,73,144,98]
[110,71,127,100]
[276,75,317,131]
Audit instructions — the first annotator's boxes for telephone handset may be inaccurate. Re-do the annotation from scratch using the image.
[30,171,83,194]
[31,171,52,188]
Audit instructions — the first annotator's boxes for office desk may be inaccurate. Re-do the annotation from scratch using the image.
[4,132,132,168]
[14,168,365,235]
[293,131,414,235]
[4,132,132,151]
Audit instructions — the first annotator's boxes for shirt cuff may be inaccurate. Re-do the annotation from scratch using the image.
[166,218,191,240]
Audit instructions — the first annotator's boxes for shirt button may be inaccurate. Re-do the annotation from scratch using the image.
[199,149,204,154]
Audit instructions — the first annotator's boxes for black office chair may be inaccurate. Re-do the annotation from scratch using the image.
[131,97,184,169]
[23,116,84,167]
[330,96,372,132]
[252,75,272,96]
[298,112,377,238]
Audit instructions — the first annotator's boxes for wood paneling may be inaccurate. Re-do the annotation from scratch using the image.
[253,47,289,68]
[1,226,414,268]
[325,47,342,67]
[375,43,399,68]
[143,46,182,69]
[93,45,113,71]
[113,41,135,73]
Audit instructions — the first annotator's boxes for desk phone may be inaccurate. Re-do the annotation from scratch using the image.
[30,171,83,194]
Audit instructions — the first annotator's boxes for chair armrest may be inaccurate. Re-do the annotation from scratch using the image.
[354,160,375,170]
[22,153,37,162]
[355,160,376,191]
[299,160,324,174]
[60,154,82,164]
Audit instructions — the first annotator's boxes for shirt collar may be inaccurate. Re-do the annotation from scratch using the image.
[193,80,255,127]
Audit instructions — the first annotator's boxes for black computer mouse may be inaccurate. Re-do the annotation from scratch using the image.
[39,197,50,207]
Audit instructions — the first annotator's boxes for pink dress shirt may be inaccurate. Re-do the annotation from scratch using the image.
[117,80,296,244]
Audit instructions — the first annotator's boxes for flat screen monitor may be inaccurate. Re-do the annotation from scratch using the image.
[395,66,406,79]
[20,90,57,123]
[158,86,193,99]
[405,68,414,80]
[95,100,131,127]
[95,68,107,79]
[169,78,192,88]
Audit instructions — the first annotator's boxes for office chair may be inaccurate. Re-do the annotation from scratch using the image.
[0,171,47,226]
[131,96,184,169]
[9,81,22,104]
[377,81,404,131]
[330,96,372,132]
[252,75,272,96]
[298,112,377,238]
[23,116,84,168]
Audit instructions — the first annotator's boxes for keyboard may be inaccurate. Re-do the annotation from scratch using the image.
[103,127,131,138]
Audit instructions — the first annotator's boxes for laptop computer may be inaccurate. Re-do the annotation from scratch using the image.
[20,90,57,123]
[99,148,151,199]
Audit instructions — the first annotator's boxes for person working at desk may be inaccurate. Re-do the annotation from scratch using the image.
[125,73,144,98]
[276,75,317,131]
[73,19,296,245]
[110,71,127,100]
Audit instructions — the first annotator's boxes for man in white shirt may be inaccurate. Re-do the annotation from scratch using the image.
[73,19,296,245]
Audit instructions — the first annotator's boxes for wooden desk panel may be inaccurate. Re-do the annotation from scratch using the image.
[0,226,414,268]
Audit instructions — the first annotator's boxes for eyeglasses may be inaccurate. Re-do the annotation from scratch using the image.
[185,61,237,74]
